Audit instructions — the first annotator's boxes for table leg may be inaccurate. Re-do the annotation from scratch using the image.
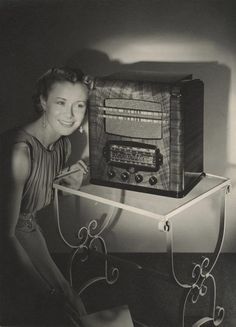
[161,188,228,326]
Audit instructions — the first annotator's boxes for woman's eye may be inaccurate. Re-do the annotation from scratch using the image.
[56,101,65,105]
[77,102,86,108]
[72,102,86,113]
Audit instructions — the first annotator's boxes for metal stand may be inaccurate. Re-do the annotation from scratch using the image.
[53,174,230,326]
[54,188,119,296]
[162,186,230,326]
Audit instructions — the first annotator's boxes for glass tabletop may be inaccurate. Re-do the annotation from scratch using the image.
[53,173,230,221]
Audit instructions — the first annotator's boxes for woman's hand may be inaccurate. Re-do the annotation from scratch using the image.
[59,160,88,190]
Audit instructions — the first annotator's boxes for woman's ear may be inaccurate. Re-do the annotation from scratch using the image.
[40,95,47,111]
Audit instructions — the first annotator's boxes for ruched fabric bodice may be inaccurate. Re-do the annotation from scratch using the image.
[0,128,71,214]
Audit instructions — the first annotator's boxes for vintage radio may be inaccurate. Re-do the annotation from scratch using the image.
[88,73,204,197]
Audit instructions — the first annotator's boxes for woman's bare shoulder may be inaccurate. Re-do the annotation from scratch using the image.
[10,142,31,183]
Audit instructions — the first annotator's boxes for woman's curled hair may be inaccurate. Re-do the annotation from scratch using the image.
[32,67,93,113]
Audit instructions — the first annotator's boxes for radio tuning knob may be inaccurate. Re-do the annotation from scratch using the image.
[149,176,158,186]
[135,174,143,183]
[107,169,115,179]
[120,171,129,182]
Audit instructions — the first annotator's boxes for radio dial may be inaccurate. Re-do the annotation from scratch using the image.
[135,174,143,183]
[107,169,115,179]
[149,176,158,186]
[120,172,129,182]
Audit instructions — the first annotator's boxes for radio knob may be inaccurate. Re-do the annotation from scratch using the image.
[107,169,115,179]
[135,174,143,183]
[120,172,129,182]
[149,176,158,186]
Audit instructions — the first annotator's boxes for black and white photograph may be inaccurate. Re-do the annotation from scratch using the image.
[0,1,236,326]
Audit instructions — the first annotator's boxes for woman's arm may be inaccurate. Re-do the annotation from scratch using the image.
[4,143,30,236]
[55,160,88,191]
[1,144,86,314]
[2,143,55,295]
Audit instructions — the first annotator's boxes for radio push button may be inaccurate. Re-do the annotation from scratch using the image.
[120,171,129,182]
[149,176,158,185]
[135,174,143,183]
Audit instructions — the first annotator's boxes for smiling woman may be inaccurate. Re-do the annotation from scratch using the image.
[39,81,87,138]
[32,68,89,145]
[0,67,90,326]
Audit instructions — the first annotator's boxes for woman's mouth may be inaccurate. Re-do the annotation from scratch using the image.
[59,120,75,128]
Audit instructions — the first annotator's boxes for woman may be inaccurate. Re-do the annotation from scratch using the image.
[0,67,90,325]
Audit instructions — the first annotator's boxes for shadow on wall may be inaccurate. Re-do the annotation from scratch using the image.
[35,48,232,254]
[61,48,231,249]
[67,47,231,178]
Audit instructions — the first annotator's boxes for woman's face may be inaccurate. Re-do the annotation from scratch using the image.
[40,81,88,136]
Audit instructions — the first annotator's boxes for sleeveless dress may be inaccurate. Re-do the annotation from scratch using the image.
[0,128,83,325]
[17,129,70,213]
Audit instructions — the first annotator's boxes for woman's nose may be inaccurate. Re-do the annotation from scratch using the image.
[64,104,74,117]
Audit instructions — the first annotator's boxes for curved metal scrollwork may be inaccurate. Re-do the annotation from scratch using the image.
[53,188,120,296]
[165,188,227,326]
[53,176,230,326]
[191,256,210,293]
[73,224,119,295]
[183,272,225,327]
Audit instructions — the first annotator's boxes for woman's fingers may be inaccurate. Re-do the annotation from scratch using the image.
[76,160,88,174]
[56,160,89,181]
[70,160,88,175]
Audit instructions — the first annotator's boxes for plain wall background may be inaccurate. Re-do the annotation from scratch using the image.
[0,0,235,253]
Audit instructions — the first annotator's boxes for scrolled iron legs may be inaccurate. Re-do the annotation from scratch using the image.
[68,218,120,295]
[162,188,227,326]
[184,263,224,327]
[53,188,119,296]
[71,224,119,295]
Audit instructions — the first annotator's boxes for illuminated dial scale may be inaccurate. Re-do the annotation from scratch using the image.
[110,145,156,167]
[103,142,163,186]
